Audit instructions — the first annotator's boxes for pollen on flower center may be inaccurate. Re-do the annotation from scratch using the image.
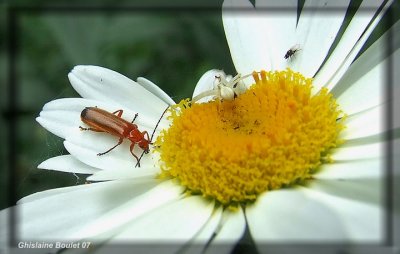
[155,69,345,206]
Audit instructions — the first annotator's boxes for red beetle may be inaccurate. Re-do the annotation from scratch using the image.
[79,106,166,167]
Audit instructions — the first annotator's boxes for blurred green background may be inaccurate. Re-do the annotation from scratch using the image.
[1,1,236,209]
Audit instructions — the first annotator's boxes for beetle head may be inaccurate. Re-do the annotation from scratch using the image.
[138,139,150,153]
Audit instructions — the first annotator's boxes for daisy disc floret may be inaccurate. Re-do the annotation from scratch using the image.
[156,69,345,206]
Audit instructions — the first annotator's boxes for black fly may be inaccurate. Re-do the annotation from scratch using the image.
[284,44,301,60]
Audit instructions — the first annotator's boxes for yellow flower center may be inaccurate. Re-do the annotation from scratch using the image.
[155,69,345,206]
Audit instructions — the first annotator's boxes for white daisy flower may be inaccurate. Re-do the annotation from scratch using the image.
[1,0,398,253]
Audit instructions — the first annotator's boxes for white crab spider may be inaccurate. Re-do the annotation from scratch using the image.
[192,72,253,102]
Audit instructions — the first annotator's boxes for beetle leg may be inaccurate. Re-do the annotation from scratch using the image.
[135,152,145,168]
[79,126,103,132]
[112,109,138,123]
[142,131,150,142]
[129,143,141,167]
[112,109,123,117]
[97,137,123,156]
[131,113,139,123]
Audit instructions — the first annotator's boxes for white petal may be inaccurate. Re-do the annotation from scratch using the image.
[38,155,100,174]
[307,178,382,207]
[341,105,384,140]
[314,0,385,90]
[205,208,246,254]
[18,183,90,205]
[41,97,98,112]
[0,179,158,242]
[70,180,184,240]
[254,0,297,71]
[319,0,392,93]
[247,189,347,242]
[302,187,384,242]
[334,47,398,115]
[36,98,97,139]
[330,142,384,161]
[315,157,383,180]
[185,207,223,250]
[223,0,272,76]
[108,196,214,245]
[64,137,154,171]
[137,77,176,106]
[87,166,158,181]
[68,65,167,117]
[294,0,349,77]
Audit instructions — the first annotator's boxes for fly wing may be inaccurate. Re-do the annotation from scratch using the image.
[290,44,301,52]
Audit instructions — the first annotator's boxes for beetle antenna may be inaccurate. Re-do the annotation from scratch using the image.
[150,106,170,142]
[135,105,170,168]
